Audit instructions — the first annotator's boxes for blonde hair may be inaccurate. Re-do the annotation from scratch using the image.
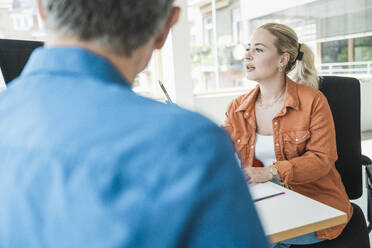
[259,23,319,89]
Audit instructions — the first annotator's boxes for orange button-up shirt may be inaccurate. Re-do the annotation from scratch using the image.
[223,77,352,240]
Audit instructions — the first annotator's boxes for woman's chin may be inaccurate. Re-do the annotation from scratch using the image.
[246,74,258,81]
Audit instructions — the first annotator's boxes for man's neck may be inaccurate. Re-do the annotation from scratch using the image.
[45,36,146,84]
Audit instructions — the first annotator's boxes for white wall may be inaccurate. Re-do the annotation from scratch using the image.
[163,0,194,110]
[361,83,372,131]
[194,84,372,132]
[194,92,243,124]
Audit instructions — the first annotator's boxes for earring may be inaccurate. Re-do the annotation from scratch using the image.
[278,66,283,72]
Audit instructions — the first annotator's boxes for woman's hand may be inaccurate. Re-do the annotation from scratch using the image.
[243,166,273,184]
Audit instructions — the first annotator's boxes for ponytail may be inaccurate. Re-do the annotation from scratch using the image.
[289,43,319,89]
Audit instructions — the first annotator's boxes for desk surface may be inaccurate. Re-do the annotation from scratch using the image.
[252,182,347,243]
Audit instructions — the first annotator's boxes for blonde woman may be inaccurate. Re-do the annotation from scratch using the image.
[223,23,352,247]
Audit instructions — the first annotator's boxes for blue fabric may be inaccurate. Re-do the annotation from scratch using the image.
[271,232,326,247]
[0,47,269,248]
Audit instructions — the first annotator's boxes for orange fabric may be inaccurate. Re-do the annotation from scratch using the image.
[223,77,353,240]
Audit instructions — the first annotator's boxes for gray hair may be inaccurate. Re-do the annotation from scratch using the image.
[42,0,174,56]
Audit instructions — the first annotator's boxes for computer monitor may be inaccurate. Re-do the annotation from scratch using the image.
[0,39,44,84]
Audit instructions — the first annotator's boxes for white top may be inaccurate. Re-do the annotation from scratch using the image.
[254,133,276,167]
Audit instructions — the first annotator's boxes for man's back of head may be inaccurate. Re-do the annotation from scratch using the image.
[0,1,269,247]
[40,0,171,56]
[37,0,180,83]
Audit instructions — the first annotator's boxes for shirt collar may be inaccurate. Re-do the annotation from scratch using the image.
[235,76,299,113]
[21,47,130,88]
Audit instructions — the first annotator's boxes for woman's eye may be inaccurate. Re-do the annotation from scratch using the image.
[256,48,263,52]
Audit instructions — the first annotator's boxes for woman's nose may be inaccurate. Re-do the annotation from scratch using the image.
[245,52,253,61]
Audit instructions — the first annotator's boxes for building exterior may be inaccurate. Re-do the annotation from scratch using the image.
[188,0,372,93]
[0,0,45,40]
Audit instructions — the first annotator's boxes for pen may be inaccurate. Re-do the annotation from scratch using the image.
[254,192,285,202]
[158,80,173,104]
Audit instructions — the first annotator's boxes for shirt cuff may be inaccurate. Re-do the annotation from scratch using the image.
[274,160,294,186]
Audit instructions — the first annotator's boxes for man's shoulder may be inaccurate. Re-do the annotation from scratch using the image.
[146,100,224,139]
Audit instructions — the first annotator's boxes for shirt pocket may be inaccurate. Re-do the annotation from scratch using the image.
[282,130,311,159]
[232,134,252,165]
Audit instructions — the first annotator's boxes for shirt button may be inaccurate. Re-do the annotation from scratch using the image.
[237,139,241,143]
[274,121,278,125]
[295,138,299,142]
[275,143,279,147]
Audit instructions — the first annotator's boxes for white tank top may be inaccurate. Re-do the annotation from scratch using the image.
[254,133,276,167]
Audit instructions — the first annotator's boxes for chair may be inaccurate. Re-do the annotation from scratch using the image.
[291,76,372,248]
[0,39,43,84]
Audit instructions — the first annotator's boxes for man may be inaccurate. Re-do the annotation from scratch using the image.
[0,0,268,247]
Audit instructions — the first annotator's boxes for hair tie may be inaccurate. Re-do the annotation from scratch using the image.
[296,43,304,61]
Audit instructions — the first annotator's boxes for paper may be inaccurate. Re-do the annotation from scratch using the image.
[249,183,285,202]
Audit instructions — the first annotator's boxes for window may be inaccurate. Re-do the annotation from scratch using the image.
[354,36,372,62]
[188,0,372,94]
[189,0,255,94]
[0,0,44,40]
[321,39,348,63]
[203,16,213,46]
[231,8,240,44]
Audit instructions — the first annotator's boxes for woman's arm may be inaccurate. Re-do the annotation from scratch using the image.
[275,92,338,185]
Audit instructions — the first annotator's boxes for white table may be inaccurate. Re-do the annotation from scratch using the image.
[251,182,348,243]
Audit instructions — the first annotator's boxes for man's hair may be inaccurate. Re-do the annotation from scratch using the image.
[42,0,174,56]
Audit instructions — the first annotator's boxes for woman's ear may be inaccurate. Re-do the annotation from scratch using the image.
[279,52,291,69]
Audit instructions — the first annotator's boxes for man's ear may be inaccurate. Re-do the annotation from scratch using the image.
[37,0,46,21]
[154,7,180,49]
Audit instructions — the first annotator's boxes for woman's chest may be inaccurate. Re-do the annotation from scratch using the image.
[255,104,283,135]
[231,109,312,164]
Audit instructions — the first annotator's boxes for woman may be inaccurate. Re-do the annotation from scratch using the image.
[223,23,353,247]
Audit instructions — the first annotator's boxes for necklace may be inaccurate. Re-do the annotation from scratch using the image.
[256,89,285,109]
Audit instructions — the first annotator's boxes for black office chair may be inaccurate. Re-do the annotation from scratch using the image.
[291,76,372,248]
[0,39,43,84]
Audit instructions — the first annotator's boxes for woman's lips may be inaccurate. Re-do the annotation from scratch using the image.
[246,65,256,72]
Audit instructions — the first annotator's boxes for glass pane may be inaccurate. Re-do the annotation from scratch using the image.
[188,0,218,93]
[321,39,348,63]
[0,0,46,41]
[215,0,244,90]
[354,36,372,62]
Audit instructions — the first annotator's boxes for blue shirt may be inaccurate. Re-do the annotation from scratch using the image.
[0,47,268,247]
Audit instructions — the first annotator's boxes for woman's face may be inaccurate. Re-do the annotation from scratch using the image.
[244,28,284,82]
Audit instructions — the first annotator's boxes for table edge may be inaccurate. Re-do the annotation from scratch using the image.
[268,213,348,243]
